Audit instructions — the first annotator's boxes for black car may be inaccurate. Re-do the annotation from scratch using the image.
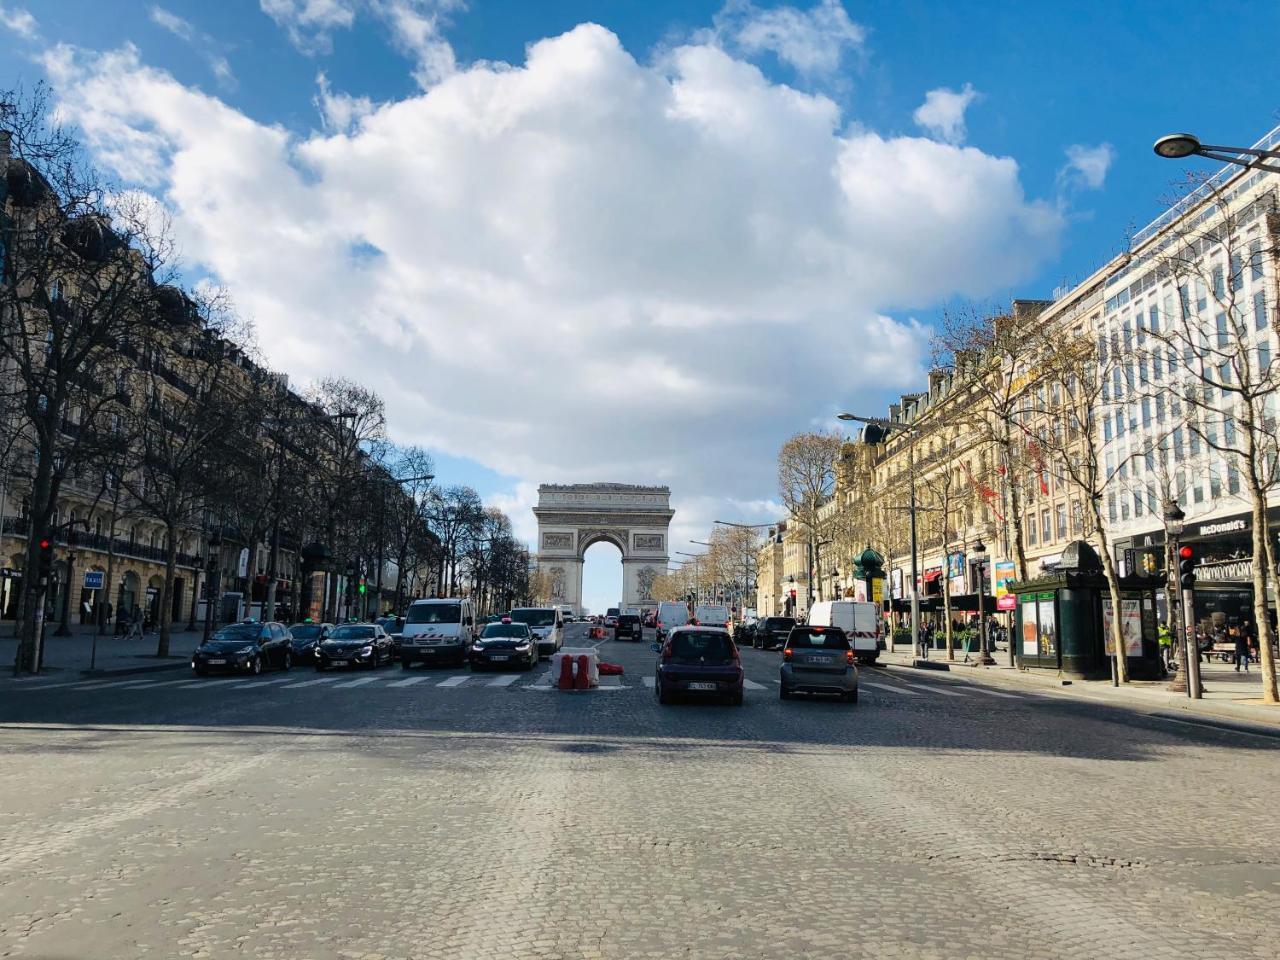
[315,623,395,670]
[614,613,643,641]
[470,620,539,671]
[192,621,294,676]
[375,616,405,653]
[287,621,333,661]
[756,616,797,650]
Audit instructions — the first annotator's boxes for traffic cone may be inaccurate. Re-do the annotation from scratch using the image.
[574,654,590,689]
[558,655,575,690]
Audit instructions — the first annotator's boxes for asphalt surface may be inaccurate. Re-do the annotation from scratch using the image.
[1,622,1277,959]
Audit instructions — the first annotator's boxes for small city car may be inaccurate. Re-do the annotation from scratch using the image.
[192,621,294,676]
[287,621,333,661]
[314,623,395,670]
[470,619,539,671]
[653,626,744,706]
[779,626,859,703]
[614,613,643,641]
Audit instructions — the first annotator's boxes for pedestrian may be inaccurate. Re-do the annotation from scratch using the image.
[1233,626,1250,673]
[125,605,143,640]
[1157,622,1173,669]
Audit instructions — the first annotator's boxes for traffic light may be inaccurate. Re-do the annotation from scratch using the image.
[36,535,54,580]
[358,576,367,595]
[1178,545,1198,589]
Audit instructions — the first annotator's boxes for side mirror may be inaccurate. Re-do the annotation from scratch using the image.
[649,643,661,653]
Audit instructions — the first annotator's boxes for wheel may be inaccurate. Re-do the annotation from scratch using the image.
[193,665,207,677]
[282,651,292,671]
[779,685,791,701]
[251,656,262,676]
[731,690,743,706]
[401,659,412,670]
[657,685,671,704]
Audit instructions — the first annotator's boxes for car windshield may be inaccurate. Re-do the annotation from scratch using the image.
[765,618,796,631]
[290,624,322,639]
[482,623,530,638]
[210,624,259,642]
[669,630,735,664]
[328,626,375,640]
[511,609,555,627]
[789,628,849,649]
[406,603,460,624]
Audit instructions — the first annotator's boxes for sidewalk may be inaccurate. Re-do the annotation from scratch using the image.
[879,643,1280,731]
[0,623,202,678]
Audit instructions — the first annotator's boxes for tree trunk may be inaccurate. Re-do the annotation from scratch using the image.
[1246,468,1278,703]
[101,511,118,637]
[942,559,954,660]
[1096,524,1129,684]
[157,520,177,657]
[13,460,55,674]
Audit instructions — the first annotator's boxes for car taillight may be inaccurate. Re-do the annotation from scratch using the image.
[731,645,740,662]
[661,643,673,660]
[783,647,793,661]
[846,649,854,665]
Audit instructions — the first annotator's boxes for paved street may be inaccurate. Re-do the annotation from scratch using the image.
[2,622,1278,959]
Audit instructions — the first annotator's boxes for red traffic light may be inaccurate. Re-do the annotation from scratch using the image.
[1178,546,1194,560]
[38,538,51,550]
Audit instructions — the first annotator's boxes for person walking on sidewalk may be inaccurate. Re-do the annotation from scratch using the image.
[1233,626,1250,672]
[124,605,144,640]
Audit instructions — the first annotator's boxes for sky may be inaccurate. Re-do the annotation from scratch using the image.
[2,0,1278,614]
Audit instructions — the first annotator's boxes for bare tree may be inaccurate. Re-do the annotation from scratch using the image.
[777,431,842,610]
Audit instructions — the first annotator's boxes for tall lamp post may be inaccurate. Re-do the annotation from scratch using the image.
[838,411,923,658]
[202,530,222,644]
[1153,133,1280,173]
[972,539,993,665]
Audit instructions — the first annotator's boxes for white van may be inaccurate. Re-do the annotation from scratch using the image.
[509,606,563,656]
[694,604,731,629]
[807,600,882,664]
[656,601,690,639]
[400,597,476,668]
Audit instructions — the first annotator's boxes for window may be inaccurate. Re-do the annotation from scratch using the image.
[1055,504,1067,540]
[1212,262,1225,299]
[1217,313,1228,347]
[1141,397,1151,428]
[1027,515,1038,545]
[1196,280,1208,314]
[1156,393,1166,423]
[1071,501,1084,534]
[1041,511,1051,543]
[1227,461,1241,495]
[1121,495,1130,521]
[1134,491,1144,518]
[1231,253,1244,292]
[1149,304,1160,335]
[1108,493,1117,523]
[1250,239,1264,282]
[1210,466,1222,499]
[1259,340,1273,373]
[1256,292,1268,331]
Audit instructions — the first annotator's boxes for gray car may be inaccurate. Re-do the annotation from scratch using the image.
[779,625,858,703]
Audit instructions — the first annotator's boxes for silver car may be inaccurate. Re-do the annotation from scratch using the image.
[779,626,858,703]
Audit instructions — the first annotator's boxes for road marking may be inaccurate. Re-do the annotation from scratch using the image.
[1152,715,1280,740]
[228,676,297,690]
[332,675,380,688]
[861,680,919,696]
[386,676,428,687]
[437,675,470,687]
[970,687,1025,700]
[116,678,191,689]
[899,680,967,697]
[485,673,521,686]
[73,678,152,691]
[280,675,344,688]
[641,677,655,688]
[743,679,767,690]
[174,678,215,688]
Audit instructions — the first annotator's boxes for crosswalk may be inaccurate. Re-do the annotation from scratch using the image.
[3,668,1031,702]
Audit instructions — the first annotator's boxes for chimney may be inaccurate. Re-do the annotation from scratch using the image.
[888,403,901,422]
[927,369,946,395]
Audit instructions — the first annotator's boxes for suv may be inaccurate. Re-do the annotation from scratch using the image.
[780,625,858,703]
[614,613,643,641]
[192,621,293,676]
[756,616,796,650]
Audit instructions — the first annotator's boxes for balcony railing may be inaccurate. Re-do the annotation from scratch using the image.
[1,516,202,569]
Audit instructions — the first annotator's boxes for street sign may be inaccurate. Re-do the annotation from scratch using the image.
[83,570,105,590]
[237,547,249,578]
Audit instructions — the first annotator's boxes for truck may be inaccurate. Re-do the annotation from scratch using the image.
[806,600,883,664]
[693,604,731,629]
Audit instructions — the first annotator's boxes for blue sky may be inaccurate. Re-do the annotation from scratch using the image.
[3,1,1278,613]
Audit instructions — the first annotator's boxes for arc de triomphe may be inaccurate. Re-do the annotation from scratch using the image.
[533,483,673,613]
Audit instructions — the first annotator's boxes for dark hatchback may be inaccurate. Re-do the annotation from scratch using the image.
[287,621,333,661]
[653,627,744,705]
[614,613,643,641]
[315,623,395,670]
[756,616,796,650]
[780,626,858,703]
[470,621,539,671]
[192,621,293,676]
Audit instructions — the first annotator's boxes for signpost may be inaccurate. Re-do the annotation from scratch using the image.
[83,570,104,590]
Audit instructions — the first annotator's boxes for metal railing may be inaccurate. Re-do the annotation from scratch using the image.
[1,516,202,568]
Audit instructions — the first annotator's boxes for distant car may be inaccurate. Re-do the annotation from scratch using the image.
[315,623,395,670]
[642,612,656,628]
[780,625,858,703]
[756,616,796,650]
[614,613,643,641]
[653,626,743,705]
[604,615,618,628]
[288,621,333,661]
[192,621,293,676]
[734,619,757,647]
[471,620,539,671]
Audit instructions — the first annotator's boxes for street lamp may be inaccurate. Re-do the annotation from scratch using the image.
[1153,133,1280,174]
[839,411,924,657]
[972,539,993,665]
[202,529,223,644]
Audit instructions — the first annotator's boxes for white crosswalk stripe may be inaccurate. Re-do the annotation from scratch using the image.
[332,676,380,688]
[641,676,655,688]
[968,686,1025,699]
[899,680,967,697]
[229,676,297,690]
[74,678,152,691]
[861,680,919,696]
[436,675,469,687]
[386,676,428,687]
[280,675,344,689]
[486,674,520,687]
[742,678,767,690]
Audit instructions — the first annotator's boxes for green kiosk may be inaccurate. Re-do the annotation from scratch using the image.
[1012,540,1164,680]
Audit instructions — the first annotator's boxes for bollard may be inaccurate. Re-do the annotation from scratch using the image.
[574,654,591,689]
[558,655,576,690]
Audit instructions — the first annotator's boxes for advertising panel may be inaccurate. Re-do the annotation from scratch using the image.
[871,578,884,604]
[1102,598,1144,656]
[994,560,1016,611]
[1020,598,1039,656]
[891,568,903,599]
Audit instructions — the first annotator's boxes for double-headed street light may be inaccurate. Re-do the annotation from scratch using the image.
[1154,133,1280,174]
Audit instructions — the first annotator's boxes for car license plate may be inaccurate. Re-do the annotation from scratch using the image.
[490,655,509,661]
[208,659,225,665]
[805,656,828,663]
[330,660,347,667]
[688,682,716,690]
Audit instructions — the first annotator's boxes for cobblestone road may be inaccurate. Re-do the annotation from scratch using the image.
[1,624,1277,959]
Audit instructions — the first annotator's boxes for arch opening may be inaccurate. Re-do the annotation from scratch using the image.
[581,541,623,619]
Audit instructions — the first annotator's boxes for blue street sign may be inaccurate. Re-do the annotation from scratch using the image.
[83,571,105,590]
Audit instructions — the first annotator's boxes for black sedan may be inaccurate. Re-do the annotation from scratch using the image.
[315,623,395,670]
[287,621,333,661]
[470,621,539,671]
[192,621,294,676]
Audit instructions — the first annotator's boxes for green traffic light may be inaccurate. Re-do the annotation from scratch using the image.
[358,583,366,594]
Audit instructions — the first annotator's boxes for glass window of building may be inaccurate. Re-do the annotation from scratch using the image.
[1228,462,1241,495]
[1250,239,1263,282]
[1255,291,1267,332]
[1216,313,1228,347]
[1027,515,1037,545]
[1055,504,1067,540]
[1041,511,1051,543]
[1212,263,1225,299]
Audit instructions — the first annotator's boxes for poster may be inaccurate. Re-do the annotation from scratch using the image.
[1036,599,1057,656]
[891,568,903,599]
[1021,598,1040,656]
[871,578,884,604]
[994,560,1016,611]
[1102,598,1144,656]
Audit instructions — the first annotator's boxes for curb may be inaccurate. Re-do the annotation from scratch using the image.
[79,659,190,678]
[911,659,950,672]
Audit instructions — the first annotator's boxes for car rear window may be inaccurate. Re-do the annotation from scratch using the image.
[764,618,796,631]
[788,628,849,649]
[670,630,736,663]
[618,615,640,624]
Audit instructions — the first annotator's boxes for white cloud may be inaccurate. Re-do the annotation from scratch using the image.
[1060,142,1115,190]
[150,5,236,88]
[0,5,38,39]
[314,71,374,130]
[711,0,864,77]
[41,26,1061,545]
[260,0,357,52]
[912,83,979,145]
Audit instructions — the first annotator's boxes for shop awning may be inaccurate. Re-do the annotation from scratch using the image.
[945,593,998,613]
[923,570,943,583]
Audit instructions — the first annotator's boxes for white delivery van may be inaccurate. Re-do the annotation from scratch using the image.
[400,597,476,668]
[807,600,882,663]
[656,601,690,639]
[509,606,563,656]
[694,604,731,629]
